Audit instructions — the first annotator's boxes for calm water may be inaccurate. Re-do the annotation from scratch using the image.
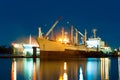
[0,57,119,80]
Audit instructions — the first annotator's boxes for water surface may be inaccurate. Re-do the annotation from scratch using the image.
[0,57,119,80]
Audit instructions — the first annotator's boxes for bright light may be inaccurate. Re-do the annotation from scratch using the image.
[59,76,63,80]
[64,62,67,70]
[58,37,69,44]
[23,44,34,55]
[86,40,99,48]
[58,38,62,43]
[105,58,109,80]
[79,67,83,80]
[11,61,16,80]
[63,73,68,80]
[12,43,20,48]
[24,59,33,79]
[33,62,36,80]
[63,38,69,44]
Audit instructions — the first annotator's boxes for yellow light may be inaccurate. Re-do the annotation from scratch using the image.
[63,73,68,80]
[58,38,62,43]
[64,62,67,70]
[59,76,63,80]
[58,37,69,44]
[11,60,16,80]
[14,44,19,48]
[64,38,69,44]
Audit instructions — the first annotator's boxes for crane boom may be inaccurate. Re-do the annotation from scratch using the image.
[78,31,84,37]
[44,16,62,38]
[75,28,84,37]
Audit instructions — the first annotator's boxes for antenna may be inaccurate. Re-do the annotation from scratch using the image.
[93,29,97,38]
[29,34,32,44]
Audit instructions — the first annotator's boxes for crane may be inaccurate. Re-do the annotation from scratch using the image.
[75,28,84,37]
[44,16,62,39]
[93,29,97,38]
[67,21,87,45]
[75,28,87,45]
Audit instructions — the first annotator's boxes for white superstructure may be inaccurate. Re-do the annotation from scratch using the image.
[86,29,112,53]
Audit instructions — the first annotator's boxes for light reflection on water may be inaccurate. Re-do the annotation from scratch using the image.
[0,57,119,80]
[100,58,110,80]
[11,59,16,80]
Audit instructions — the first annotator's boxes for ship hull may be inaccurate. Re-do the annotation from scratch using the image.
[39,50,106,59]
[37,38,107,58]
[37,38,97,52]
[37,38,66,51]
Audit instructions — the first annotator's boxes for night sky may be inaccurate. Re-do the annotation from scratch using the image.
[0,0,120,48]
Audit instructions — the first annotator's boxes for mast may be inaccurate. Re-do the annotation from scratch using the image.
[71,25,74,44]
[93,29,97,38]
[84,29,87,45]
[62,27,64,43]
[38,27,43,38]
[75,28,78,45]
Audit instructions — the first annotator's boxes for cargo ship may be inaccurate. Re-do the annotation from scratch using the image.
[37,17,112,58]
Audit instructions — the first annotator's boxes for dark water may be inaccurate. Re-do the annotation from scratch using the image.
[0,57,119,80]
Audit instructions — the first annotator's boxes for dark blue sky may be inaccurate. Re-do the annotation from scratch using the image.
[0,0,120,48]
